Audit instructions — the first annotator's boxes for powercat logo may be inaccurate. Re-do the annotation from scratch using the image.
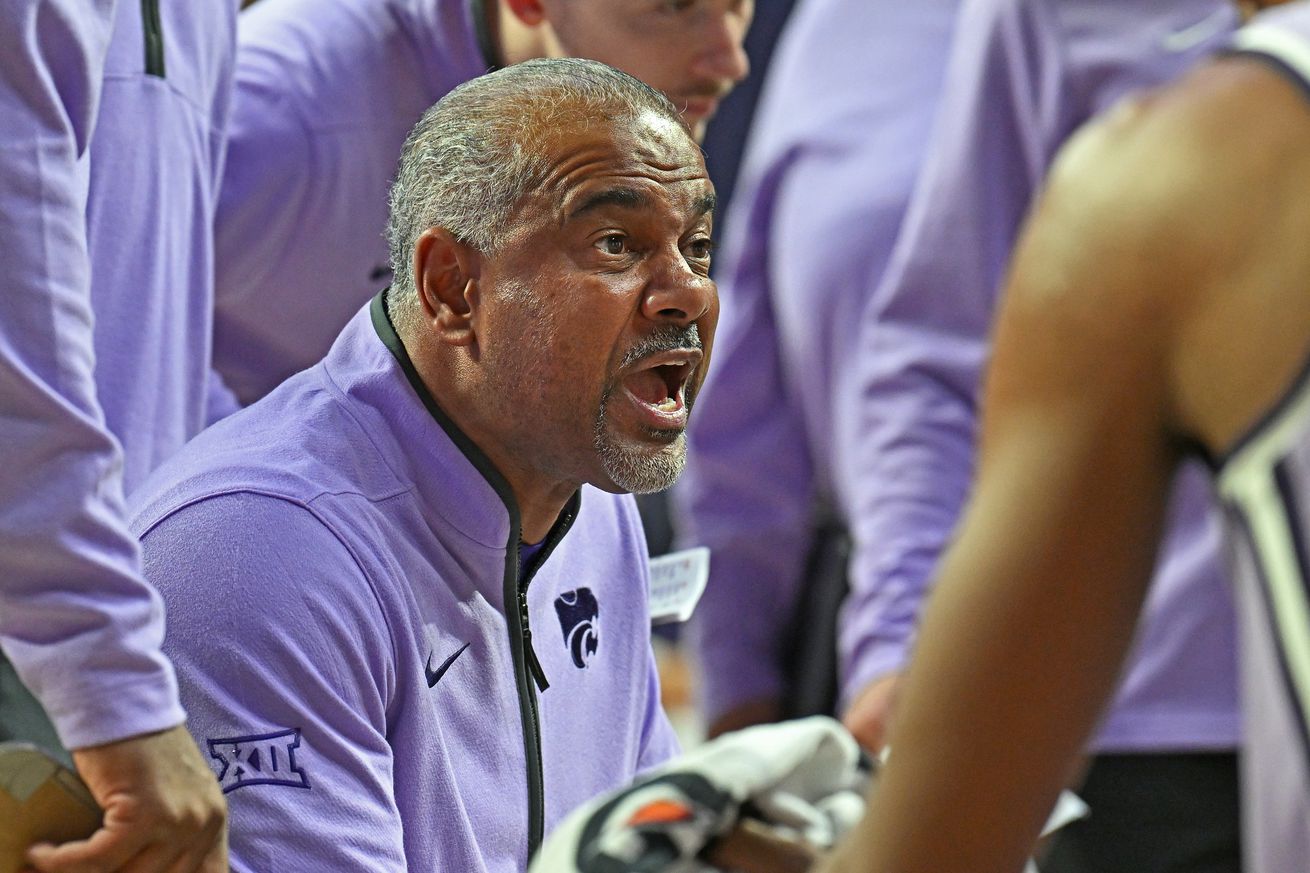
[554,588,600,669]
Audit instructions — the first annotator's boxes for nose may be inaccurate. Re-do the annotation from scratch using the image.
[692,5,751,85]
[641,252,717,328]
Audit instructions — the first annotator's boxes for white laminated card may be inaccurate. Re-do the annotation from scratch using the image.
[648,547,711,625]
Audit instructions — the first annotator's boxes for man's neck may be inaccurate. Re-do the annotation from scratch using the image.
[407,333,575,544]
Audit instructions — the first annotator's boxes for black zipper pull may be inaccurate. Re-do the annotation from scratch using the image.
[519,592,550,692]
[523,625,550,692]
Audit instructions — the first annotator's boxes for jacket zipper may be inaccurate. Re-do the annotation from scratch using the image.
[371,292,572,864]
[508,500,578,859]
[141,0,165,78]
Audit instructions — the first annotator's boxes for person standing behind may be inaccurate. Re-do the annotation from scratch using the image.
[821,2,1310,870]
[671,0,960,737]
[1,0,235,869]
[210,0,752,405]
[840,0,1245,870]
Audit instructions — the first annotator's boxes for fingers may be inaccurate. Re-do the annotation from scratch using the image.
[27,822,146,872]
[29,725,228,873]
[163,817,227,870]
[28,806,225,873]
[704,819,818,873]
[167,809,227,873]
[840,674,901,754]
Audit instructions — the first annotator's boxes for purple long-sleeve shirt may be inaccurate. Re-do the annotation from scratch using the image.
[672,0,960,723]
[211,0,488,404]
[0,0,233,750]
[128,295,679,871]
[845,0,1243,750]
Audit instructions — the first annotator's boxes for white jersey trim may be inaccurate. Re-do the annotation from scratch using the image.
[1233,20,1310,84]
[1218,379,1310,742]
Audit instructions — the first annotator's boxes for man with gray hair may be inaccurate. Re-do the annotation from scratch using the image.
[124,58,717,871]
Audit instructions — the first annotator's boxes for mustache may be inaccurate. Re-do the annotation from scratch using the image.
[618,324,702,371]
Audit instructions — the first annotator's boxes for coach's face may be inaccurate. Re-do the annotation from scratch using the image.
[475,110,718,495]
[536,0,752,139]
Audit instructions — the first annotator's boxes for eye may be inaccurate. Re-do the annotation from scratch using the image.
[685,237,715,260]
[662,0,697,13]
[597,234,629,256]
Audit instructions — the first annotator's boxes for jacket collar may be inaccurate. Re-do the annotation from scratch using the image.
[337,291,580,554]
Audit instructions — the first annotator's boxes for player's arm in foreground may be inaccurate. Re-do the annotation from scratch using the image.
[1,2,225,870]
[822,53,1310,873]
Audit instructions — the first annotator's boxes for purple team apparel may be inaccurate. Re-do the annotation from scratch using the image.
[672,0,960,723]
[1216,8,1310,871]
[0,0,234,750]
[211,0,490,403]
[128,294,679,871]
[846,0,1242,751]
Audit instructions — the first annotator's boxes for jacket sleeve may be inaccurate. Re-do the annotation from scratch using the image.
[139,492,407,871]
[0,0,184,750]
[635,650,681,775]
[212,86,312,302]
[672,159,818,726]
[839,0,1067,707]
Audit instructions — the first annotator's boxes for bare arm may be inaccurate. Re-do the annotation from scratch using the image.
[819,57,1307,873]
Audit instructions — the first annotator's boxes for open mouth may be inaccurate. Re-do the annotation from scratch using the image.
[618,351,700,428]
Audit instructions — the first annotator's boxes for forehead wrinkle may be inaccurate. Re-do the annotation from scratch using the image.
[531,126,709,226]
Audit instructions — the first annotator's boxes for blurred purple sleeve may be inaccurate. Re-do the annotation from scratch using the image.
[0,0,183,749]
[672,171,818,725]
[839,0,1069,706]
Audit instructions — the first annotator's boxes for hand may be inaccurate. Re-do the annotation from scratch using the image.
[707,698,782,739]
[705,818,821,873]
[840,674,901,754]
[27,724,227,872]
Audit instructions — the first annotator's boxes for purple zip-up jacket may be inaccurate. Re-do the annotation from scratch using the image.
[845,0,1242,750]
[671,0,960,724]
[211,0,488,404]
[87,2,239,485]
[0,0,233,750]
[128,295,679,871]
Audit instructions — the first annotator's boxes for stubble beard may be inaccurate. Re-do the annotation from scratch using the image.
[592,391,689,494]
[591,322,702,494]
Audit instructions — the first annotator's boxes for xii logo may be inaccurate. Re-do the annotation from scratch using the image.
[207,728,310,794]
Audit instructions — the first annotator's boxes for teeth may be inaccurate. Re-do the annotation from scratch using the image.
[656,397,679,412]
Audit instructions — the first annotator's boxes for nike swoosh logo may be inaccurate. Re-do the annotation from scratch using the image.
[425,643,470,688]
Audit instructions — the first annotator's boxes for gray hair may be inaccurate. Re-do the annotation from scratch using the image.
[385,57,686,332]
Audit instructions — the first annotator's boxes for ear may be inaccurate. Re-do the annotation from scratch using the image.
[504,0,546,27]
[413,228,482,347]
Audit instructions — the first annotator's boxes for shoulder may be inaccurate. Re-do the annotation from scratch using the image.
[138,490,367,593]
[140,490,397,659]
[993,52,1310,446]
[1030,54,1310,305]
[234,0,415,128]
